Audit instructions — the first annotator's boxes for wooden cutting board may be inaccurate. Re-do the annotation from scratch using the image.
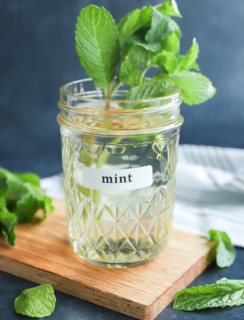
[0,199,216,320]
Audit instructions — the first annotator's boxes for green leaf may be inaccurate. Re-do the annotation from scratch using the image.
[123,34,161,55]
[0,174,7,197]
[75,5,120,88]
[145,8,175,44]
[160,0,182,18]
[207,229,236,268]
[0,198,17,246]
[14,284,56,318]
[13,172,40,187]
[118,45,148,87]
[0,167,54,246]
[127,81,169,100]
[153,51,178,74]
[175,38,199,72]
[162,32,180,54]
[162,71,216,105]
[15,193,41,223]
[118,6,153,44]
[176,55,200,71]
[173,278,244,311]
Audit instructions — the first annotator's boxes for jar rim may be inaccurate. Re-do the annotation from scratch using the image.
[60,78,181,103]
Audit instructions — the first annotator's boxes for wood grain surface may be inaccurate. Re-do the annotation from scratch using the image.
[0,199,217,320]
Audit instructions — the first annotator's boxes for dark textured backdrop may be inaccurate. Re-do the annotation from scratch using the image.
[1,0,244,177]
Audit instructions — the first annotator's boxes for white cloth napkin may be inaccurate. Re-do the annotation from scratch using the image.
[41,145,244,247]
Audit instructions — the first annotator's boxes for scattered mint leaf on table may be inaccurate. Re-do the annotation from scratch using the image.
[173,278,244,311]
[75,5,120,91]
[207,229,236,268]
[14,284,56,318]
[0,167,54,246]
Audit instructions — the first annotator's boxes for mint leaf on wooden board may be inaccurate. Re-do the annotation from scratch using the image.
[207,229,236,268]
[0,198,16,246]
[160,0,182,18]
[159,71,216,105]
[0,167,54,246]
[173,278,244,311]
[75,5,120,89]
[14,284,56,318]
[145,8,175,44]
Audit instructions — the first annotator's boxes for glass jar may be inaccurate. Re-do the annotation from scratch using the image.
[57,79,183,268]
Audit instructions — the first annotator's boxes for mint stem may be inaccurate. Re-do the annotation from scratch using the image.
[139,63,157,84]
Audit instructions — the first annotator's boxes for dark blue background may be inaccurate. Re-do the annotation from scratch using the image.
[1,0,244,177]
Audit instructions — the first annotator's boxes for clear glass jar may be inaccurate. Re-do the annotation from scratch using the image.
[57,79,183,268]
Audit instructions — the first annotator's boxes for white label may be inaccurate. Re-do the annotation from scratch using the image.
[81,165,153,191]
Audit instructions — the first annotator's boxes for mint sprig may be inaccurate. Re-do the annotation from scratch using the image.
[207,229,236,268]
[75,0,216,106]
[0,167,54,246]
[14,284,56,318]
[173,278,244,311]
[75,5,120,92]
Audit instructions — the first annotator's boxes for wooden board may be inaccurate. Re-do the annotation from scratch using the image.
[0,199,216,320]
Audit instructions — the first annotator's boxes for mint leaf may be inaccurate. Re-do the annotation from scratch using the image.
[75,5,120,89]
[0,167,54,246]
[123,34,161,54]
[175,38,199,72]
[176,55,200,71]
[127,81,170,100]
[160,0,182,18]
[162,32,180,54]
[162,71,216,105]
[153,51,178,74]
[13,172,40,187]
[173,278,244,311]
[118,45,148,87]
[0,174,7,197]
[15,193,41,223]
[0,198,17,246]
[118,6,153,44]
[207,229,236,268]
[14,284,56,318]
[145,8,174,44]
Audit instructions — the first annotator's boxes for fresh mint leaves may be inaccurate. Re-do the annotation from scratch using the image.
[161,72,216,105]
[173,278,244,311]
[14,284,56,318]
[75,5,120,91]
[207,229,236,268]
[0,167,54,246]
[160,0,182,18]
[145,8,174,44]
[75,0,216,107]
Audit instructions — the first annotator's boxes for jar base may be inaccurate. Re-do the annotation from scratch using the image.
[75,251,159,268]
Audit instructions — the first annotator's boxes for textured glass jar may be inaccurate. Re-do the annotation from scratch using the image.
[57,79,183,268]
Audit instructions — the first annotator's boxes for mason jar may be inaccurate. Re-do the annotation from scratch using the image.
[57,79,183,268]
